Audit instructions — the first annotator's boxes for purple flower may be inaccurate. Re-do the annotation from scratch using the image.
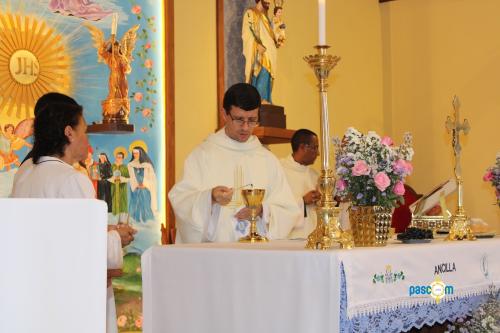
[356,193,364,200]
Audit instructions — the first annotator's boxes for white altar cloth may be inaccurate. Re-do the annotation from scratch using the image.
[0,199,107,333]
[142,238,500,333]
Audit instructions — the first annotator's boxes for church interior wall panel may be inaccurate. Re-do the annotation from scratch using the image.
[382,0,500,232]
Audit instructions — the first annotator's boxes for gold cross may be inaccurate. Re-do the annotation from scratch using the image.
[445,95,470,177]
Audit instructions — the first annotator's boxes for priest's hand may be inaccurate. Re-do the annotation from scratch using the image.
[235,205,263,220]
[212,186,233,206]
[303,190,321,205]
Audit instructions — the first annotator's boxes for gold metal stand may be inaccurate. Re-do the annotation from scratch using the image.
[445,96,475,241]
[304,46,353,250]
[239,189,268,243]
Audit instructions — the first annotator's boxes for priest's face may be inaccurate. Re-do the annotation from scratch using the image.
[224,106,259,142]
[303,135,319,165]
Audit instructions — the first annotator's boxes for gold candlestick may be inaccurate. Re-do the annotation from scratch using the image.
[445,96,475,241]
[304,45,353,250]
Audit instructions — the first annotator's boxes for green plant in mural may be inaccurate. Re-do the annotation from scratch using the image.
[129,0,159,131]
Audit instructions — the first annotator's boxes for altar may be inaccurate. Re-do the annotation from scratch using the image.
[142,237,499,333]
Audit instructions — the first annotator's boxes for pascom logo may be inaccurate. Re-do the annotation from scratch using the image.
[408,276,454,304]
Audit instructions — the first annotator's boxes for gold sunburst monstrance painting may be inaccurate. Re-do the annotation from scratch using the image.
[0,10,72,121]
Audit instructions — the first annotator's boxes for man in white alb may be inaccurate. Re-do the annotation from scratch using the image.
[169,83,300,243]
[10,93,135,333]
[280,129,321,239]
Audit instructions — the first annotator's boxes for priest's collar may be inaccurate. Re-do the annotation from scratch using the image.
[207,128,261,151]
[283,154,309,172]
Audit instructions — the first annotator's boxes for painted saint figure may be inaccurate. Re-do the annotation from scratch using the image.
[242,0,283,104]
[128,147,157,223]
[111,149,130,222]
[97,152,113,212]
[0,124,32,171]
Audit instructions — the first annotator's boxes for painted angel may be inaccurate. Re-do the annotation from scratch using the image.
[85,23,139,101]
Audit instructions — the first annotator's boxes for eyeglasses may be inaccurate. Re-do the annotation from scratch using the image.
[305,144,319,151]
[228,113,259,127]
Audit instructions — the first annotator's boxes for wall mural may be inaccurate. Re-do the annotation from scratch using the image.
[0,1,165,331]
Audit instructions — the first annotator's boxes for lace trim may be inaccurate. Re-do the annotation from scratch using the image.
[339,263,491,333]
[346,284,499,319]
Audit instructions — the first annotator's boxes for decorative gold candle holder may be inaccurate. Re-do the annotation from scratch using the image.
[239,189,268,243]
[304,45,353,250]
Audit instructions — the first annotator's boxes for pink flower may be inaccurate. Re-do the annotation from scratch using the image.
[381,136,394,146]
[393,181,405,196]
[148,80,155,86]
[117,315,127,327]
[144,59,153,69]
[140,126,149,133]
[336,179,347,192]
[393,159,413,176]
[135,316,143,328]
[144,42,151,49]
[374,172,391,192]
[351,160,371,176]
[134,92,143,102]
[483,170,493,182]
[142,108,152,117]
[131,5,142,14]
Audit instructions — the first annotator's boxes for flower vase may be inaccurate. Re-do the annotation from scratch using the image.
[349,205,392,247]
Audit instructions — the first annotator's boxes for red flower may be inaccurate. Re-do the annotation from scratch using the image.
[144,59,153,69]
[134,92,143,102]
[131,5,142,15]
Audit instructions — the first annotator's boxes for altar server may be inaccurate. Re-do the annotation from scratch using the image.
[280,129,321,239]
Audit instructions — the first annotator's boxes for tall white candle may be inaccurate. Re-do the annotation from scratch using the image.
[111,13,118,35]
[318,0,326,45]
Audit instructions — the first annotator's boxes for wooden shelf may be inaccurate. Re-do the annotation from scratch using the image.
[253,126,295,145]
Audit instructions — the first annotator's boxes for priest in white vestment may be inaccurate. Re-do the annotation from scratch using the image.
[10,93,135,333]
[280,129,321,239]
[169,83,301,243]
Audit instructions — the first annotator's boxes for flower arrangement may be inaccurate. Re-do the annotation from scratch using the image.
[445,287,500,333]
[334,128,414,208]
[483,153,500,207]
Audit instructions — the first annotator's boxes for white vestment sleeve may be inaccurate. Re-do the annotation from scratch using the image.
[168,150,214,243]
[107,230,123,269]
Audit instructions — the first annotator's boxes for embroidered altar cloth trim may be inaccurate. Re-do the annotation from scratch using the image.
[338,238,500,319]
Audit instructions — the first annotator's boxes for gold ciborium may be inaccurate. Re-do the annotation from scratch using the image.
[239,189,268,243]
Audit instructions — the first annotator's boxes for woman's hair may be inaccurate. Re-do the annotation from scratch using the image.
[31,94,83,164]
[130,146,154,168]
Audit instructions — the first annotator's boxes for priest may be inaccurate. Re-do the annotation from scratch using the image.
[280,129,321,239]
[169,83,300,243]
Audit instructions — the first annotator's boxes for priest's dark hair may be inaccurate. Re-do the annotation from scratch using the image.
[222,83,261,114]
[31,93,83,164]
[291,129,317,152]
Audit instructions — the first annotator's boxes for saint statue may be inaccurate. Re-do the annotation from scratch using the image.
[85,22,139,124]
[242,0,285,104]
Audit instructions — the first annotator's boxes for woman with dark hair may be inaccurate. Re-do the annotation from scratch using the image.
[10,92,135,333]
[98,152,113,212]
[127,146,157,223]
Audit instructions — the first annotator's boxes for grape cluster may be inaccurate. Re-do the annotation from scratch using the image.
[397,227,433,240]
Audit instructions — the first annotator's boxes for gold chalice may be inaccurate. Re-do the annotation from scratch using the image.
[239,189,268,243]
